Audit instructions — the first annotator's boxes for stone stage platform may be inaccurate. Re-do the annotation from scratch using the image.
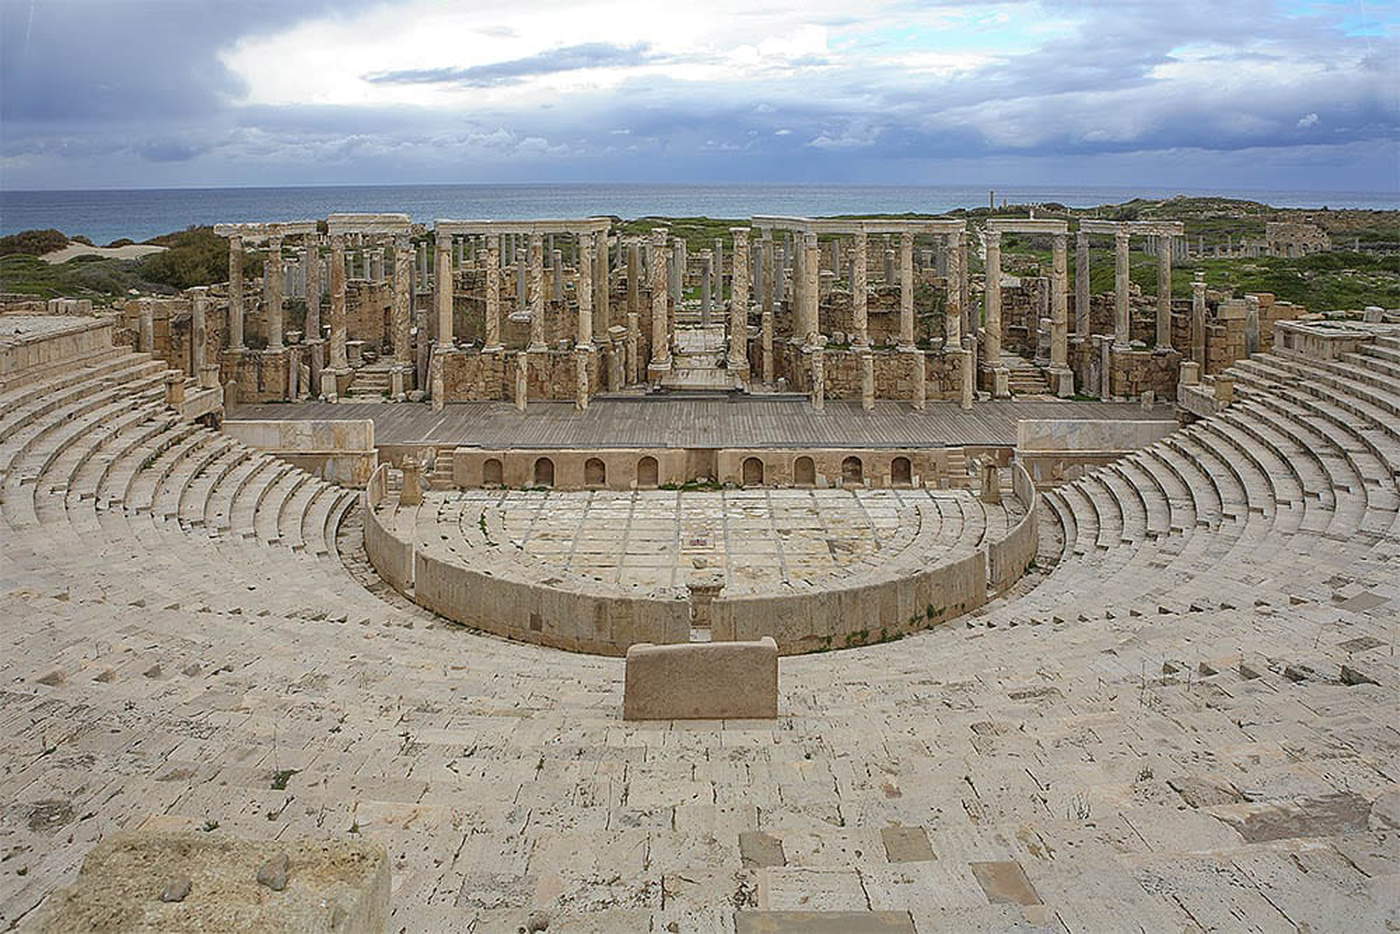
[233,398,1174,448]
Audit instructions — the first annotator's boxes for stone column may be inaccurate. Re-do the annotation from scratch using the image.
[304,235,322,341]
[1113,228,1131,349]
[389,234,411,398]
[627,240,642,322]
[551,248,564,302]
[515,249,527,313]
[1190,273,1207,367]
[1049,232,1072,396]
[910,349,926,411]
[811,338,825,412]
[729,227,750,380]
[944,231,961,346]
[860,348,874,411]
[761,233,775,382]
[959,231,972,339]
[484,235,503,351]
[851,233,869,347]
[1156,235,1173,351]
[435,235,454,349]
[138,299,154,354]
[700,250,713,325]
[983,229,1009,398]
[1075,230,1091,337]
[669,239,683,308]
[593,230,609,333]
[883,247,895,284]
[802,233,820,345]
[984,230,1003,361]
[898,231,915,349]
[714,237,725,299]
[527,233,545,351]
[191,289,208,376]
[322,233,348,398]
[647,228,670,379]
[576,234,594,349]
[227,234,245,350]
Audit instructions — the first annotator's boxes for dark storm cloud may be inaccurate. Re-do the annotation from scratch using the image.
[365,42,660,88]
[0,0,1395,190]
[0,0,382,121]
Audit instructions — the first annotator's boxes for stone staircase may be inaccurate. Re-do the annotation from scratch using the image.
[659,324,741,393]
[343,364,393,401]
[1002,353,1051,395]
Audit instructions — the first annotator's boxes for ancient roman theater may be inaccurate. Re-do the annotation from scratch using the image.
[2,212,1397,931]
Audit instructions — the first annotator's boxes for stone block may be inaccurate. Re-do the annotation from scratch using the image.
[29,831,389,933]
[624,637,778,720]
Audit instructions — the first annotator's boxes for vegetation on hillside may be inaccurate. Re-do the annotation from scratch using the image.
[0,229,69,258]
[1,197,1394,310]
[138,226,260,290]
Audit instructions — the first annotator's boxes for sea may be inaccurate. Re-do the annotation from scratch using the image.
[1,183,1396,246]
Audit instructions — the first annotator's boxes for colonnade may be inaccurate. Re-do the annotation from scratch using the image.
[214,212,1193,410]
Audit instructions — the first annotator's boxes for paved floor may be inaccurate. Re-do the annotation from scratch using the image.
[430,487,1018,594]
[233,398,1173,448]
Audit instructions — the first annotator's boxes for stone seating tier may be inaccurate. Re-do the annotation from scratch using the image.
[0,327,1397,929]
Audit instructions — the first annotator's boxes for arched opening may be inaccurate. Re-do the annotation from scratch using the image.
[584,457,607,488]
[842,456,864,486]
[637,456,659,489]
[482,458,503,487]
[533,457,554,488]
[794,456,816,487]
[742,456,764,487]
[891,456,912,487]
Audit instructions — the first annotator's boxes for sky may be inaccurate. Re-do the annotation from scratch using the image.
[0,0,1397,192]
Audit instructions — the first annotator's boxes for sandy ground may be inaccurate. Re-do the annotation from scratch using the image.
[41,242,166,264]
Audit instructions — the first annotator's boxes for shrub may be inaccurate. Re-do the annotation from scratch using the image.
[0,228,69,257]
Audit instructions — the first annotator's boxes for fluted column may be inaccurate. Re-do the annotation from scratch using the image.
[700,250,713,325]
[576,234,594,349]
[647,228,670,377]
[265,236,284,350]
[435,235,454,348]
[1156,235,1173,350]
[802,233,820,345]
[593,230,609,332]
[761,232,775,382]
[527,232,545,351]
[484,235,502,351]
[329,233,348,370]
[729,227,750,380]
[393,234,412,366]
[227,235,245,350]
[1075,230,1090,337]
[851,233,868,347]
[191,289,208,376]
[1051,233,1069,368]
[984,230,1003,361]
[1114,229,1131,349]
[627,240,642,323]
[944,231,961,346]
[304,235,322,341]
[898,231,915,348]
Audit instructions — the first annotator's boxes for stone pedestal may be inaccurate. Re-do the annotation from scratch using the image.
[514,353,529,412]
[1048,366,1075,398]
[400,457,424,506]
[979,462,1002,505]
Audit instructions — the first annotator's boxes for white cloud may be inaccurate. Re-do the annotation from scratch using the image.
[1297,112,1319,128]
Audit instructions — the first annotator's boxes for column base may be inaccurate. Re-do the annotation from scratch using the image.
[320,367,349,402]
[1047,366,1075,398]
[983,365,1011,399]
[646,360,672,386]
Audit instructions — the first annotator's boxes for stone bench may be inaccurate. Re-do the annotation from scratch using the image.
[29,831,389,933]
[624,637,778,720]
